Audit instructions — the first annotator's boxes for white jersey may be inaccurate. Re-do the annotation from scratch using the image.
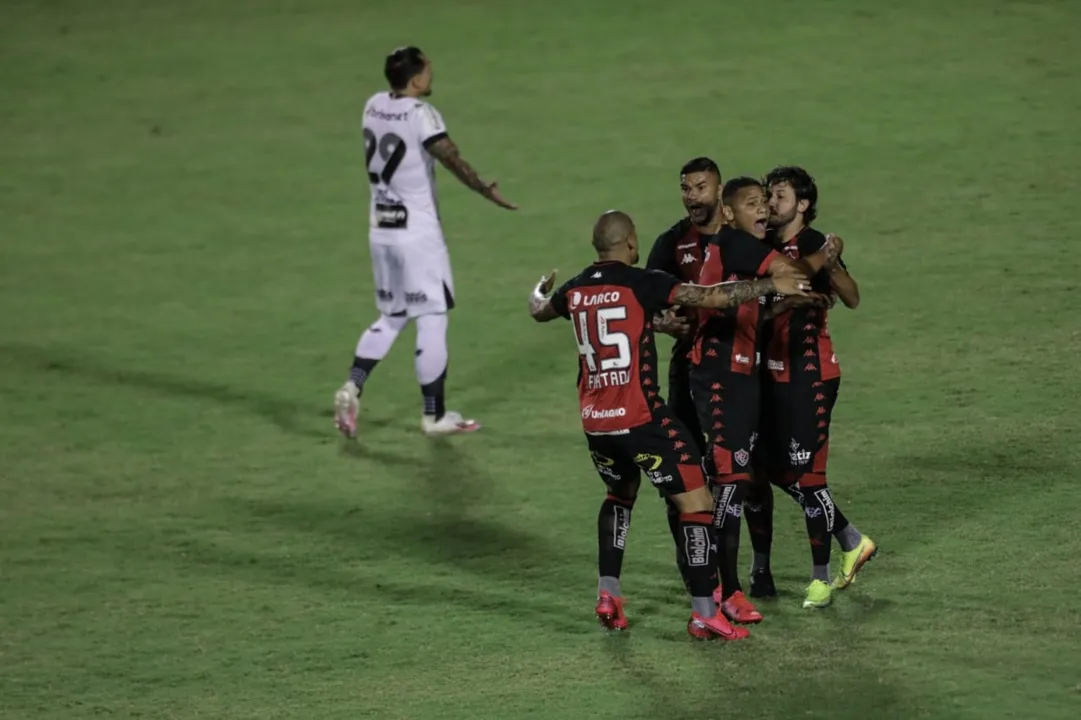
[362,91,447,242]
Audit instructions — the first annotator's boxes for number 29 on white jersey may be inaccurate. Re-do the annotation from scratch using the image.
[362,91,447,238]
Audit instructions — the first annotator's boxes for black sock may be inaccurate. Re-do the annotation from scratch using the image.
[799,475,834,581]
[350,356,380,390]
[665,498,691,591]
[678,511,719,616]
[744,477,774,573]
[711,480,748,599]
[420,368,447,420]
[597,495,634,582]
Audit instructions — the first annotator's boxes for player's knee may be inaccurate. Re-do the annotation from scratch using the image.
[374,312,409,334]
[605,478,640,503]
[669,486,713,515]
[796,472,827,490]
[775,470,800,488]
[745,477,772,506]
[414,312,449,346]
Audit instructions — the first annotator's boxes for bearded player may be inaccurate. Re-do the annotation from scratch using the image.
[753,166,877,609]
[334,46,516,438]
[528,210,811,639]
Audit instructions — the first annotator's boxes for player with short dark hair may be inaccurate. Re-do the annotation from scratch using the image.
[335,47,517,439]
[690,177,842,624]
[528,210,811,639]
[383,46,426,90]
[646,157,726,578]
[647,157,725,445]
[750,166,876,609]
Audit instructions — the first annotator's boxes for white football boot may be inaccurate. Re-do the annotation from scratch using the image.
[421,411,480,436]
[334,381,361,438]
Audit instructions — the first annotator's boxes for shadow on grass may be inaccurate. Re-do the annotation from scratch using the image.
[0,342,349,439]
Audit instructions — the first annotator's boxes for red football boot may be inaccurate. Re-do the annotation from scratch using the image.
[721,591,763,624]
[687,612,751,640]
[595,592,628,630]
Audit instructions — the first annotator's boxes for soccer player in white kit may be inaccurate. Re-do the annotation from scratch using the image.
[335,47,517,438]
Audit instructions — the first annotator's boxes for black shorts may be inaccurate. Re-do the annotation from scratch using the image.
[585,405,707,498]
[689,365,760,479]
[760,376,840,474]
[668,354,705,454]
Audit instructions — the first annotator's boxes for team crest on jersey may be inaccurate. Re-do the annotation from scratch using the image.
[734,449,750,467]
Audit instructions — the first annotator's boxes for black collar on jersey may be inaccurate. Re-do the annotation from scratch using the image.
[710,225,759,243]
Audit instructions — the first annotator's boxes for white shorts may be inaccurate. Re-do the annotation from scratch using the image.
[369,234,455,318]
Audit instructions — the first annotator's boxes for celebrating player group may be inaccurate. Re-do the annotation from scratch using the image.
[529,160,878,640]
[342,46,876,642]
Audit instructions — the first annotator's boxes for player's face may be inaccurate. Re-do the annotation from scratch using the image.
[413,58,433,97]
[723,185,770,239]
[627,229,640,265]
[768,181,807,228]
[680,171,720,226]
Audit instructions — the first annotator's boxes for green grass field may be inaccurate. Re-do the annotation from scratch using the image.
[3,1,1080,718]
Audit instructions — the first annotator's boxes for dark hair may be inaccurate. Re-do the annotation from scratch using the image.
[721,176,763,206]
[384,46,426,91]
[765,165,818,224]
[680,157,721,179]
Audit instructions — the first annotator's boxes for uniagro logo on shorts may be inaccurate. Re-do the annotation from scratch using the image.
[581,404,627,420]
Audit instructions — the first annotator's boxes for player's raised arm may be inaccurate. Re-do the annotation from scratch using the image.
[528,270,561,322]
[673,273,810,310]
[426,136,517,210]
[829,255,860,309]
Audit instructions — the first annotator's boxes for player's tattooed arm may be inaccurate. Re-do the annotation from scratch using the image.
[427,136,517,210]
[653,307,691,338]
[427,137,485,191]
[798,234,845,274]
[675,272,811,309]
[528,270,561,322]
[673,279,775,309]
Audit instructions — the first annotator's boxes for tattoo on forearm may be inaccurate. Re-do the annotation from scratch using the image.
[824,240,840,266]
[673,278,775,309]
[428,137,488,194]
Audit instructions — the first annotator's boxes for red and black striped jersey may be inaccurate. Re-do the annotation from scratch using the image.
[550,262,681,434]
[763,227,842,383]
[692,226,781,375]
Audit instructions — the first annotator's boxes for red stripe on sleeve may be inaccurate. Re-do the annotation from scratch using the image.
[757,250,781,277]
